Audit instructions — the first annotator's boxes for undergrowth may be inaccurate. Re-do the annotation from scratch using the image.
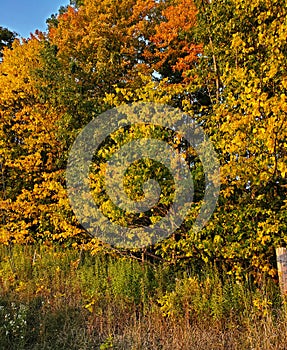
[0,244,286,349]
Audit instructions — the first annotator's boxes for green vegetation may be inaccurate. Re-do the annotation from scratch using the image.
[0,245,286,349]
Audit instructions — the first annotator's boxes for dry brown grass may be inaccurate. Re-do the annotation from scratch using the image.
[1,245,287,349]
[87,308,287,350]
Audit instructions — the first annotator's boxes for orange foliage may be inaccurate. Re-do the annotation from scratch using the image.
[146,0,202,79]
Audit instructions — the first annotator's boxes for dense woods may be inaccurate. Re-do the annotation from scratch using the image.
[1,0,286,275]
[1,0,287,348]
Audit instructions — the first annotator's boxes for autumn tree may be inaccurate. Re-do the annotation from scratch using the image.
[1,0,286,279]
[144,0,202,84]
[179,0,287,277]
[0,0,169,247]
[112,0,287,276]
[0,34,84,245]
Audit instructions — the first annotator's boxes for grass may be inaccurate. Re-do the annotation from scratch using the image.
[0,244,286,349]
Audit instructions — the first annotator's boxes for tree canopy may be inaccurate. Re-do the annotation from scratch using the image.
[0,26,17,58]
[0,0,286,279]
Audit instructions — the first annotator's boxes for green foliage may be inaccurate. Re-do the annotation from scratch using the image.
[0,26,17,58]
[0,0,287,279]
[100,336,114,349]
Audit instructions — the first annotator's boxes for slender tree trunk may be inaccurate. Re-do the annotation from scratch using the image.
[209,36,220,102]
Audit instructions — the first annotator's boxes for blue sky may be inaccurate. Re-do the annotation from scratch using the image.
[0,0,70,38]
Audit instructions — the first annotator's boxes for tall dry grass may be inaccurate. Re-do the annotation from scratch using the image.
[0,244,286,349]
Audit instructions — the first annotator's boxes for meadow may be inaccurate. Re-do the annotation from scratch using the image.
[0,244,286,350]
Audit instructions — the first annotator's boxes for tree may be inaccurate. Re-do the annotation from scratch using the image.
[0,26,17,58]
[1,0,286,279]
[0,0,164,246]
[181,0,287,277]
[144,0,202,84]
[0,33,84,245]
[112,0,287,277]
